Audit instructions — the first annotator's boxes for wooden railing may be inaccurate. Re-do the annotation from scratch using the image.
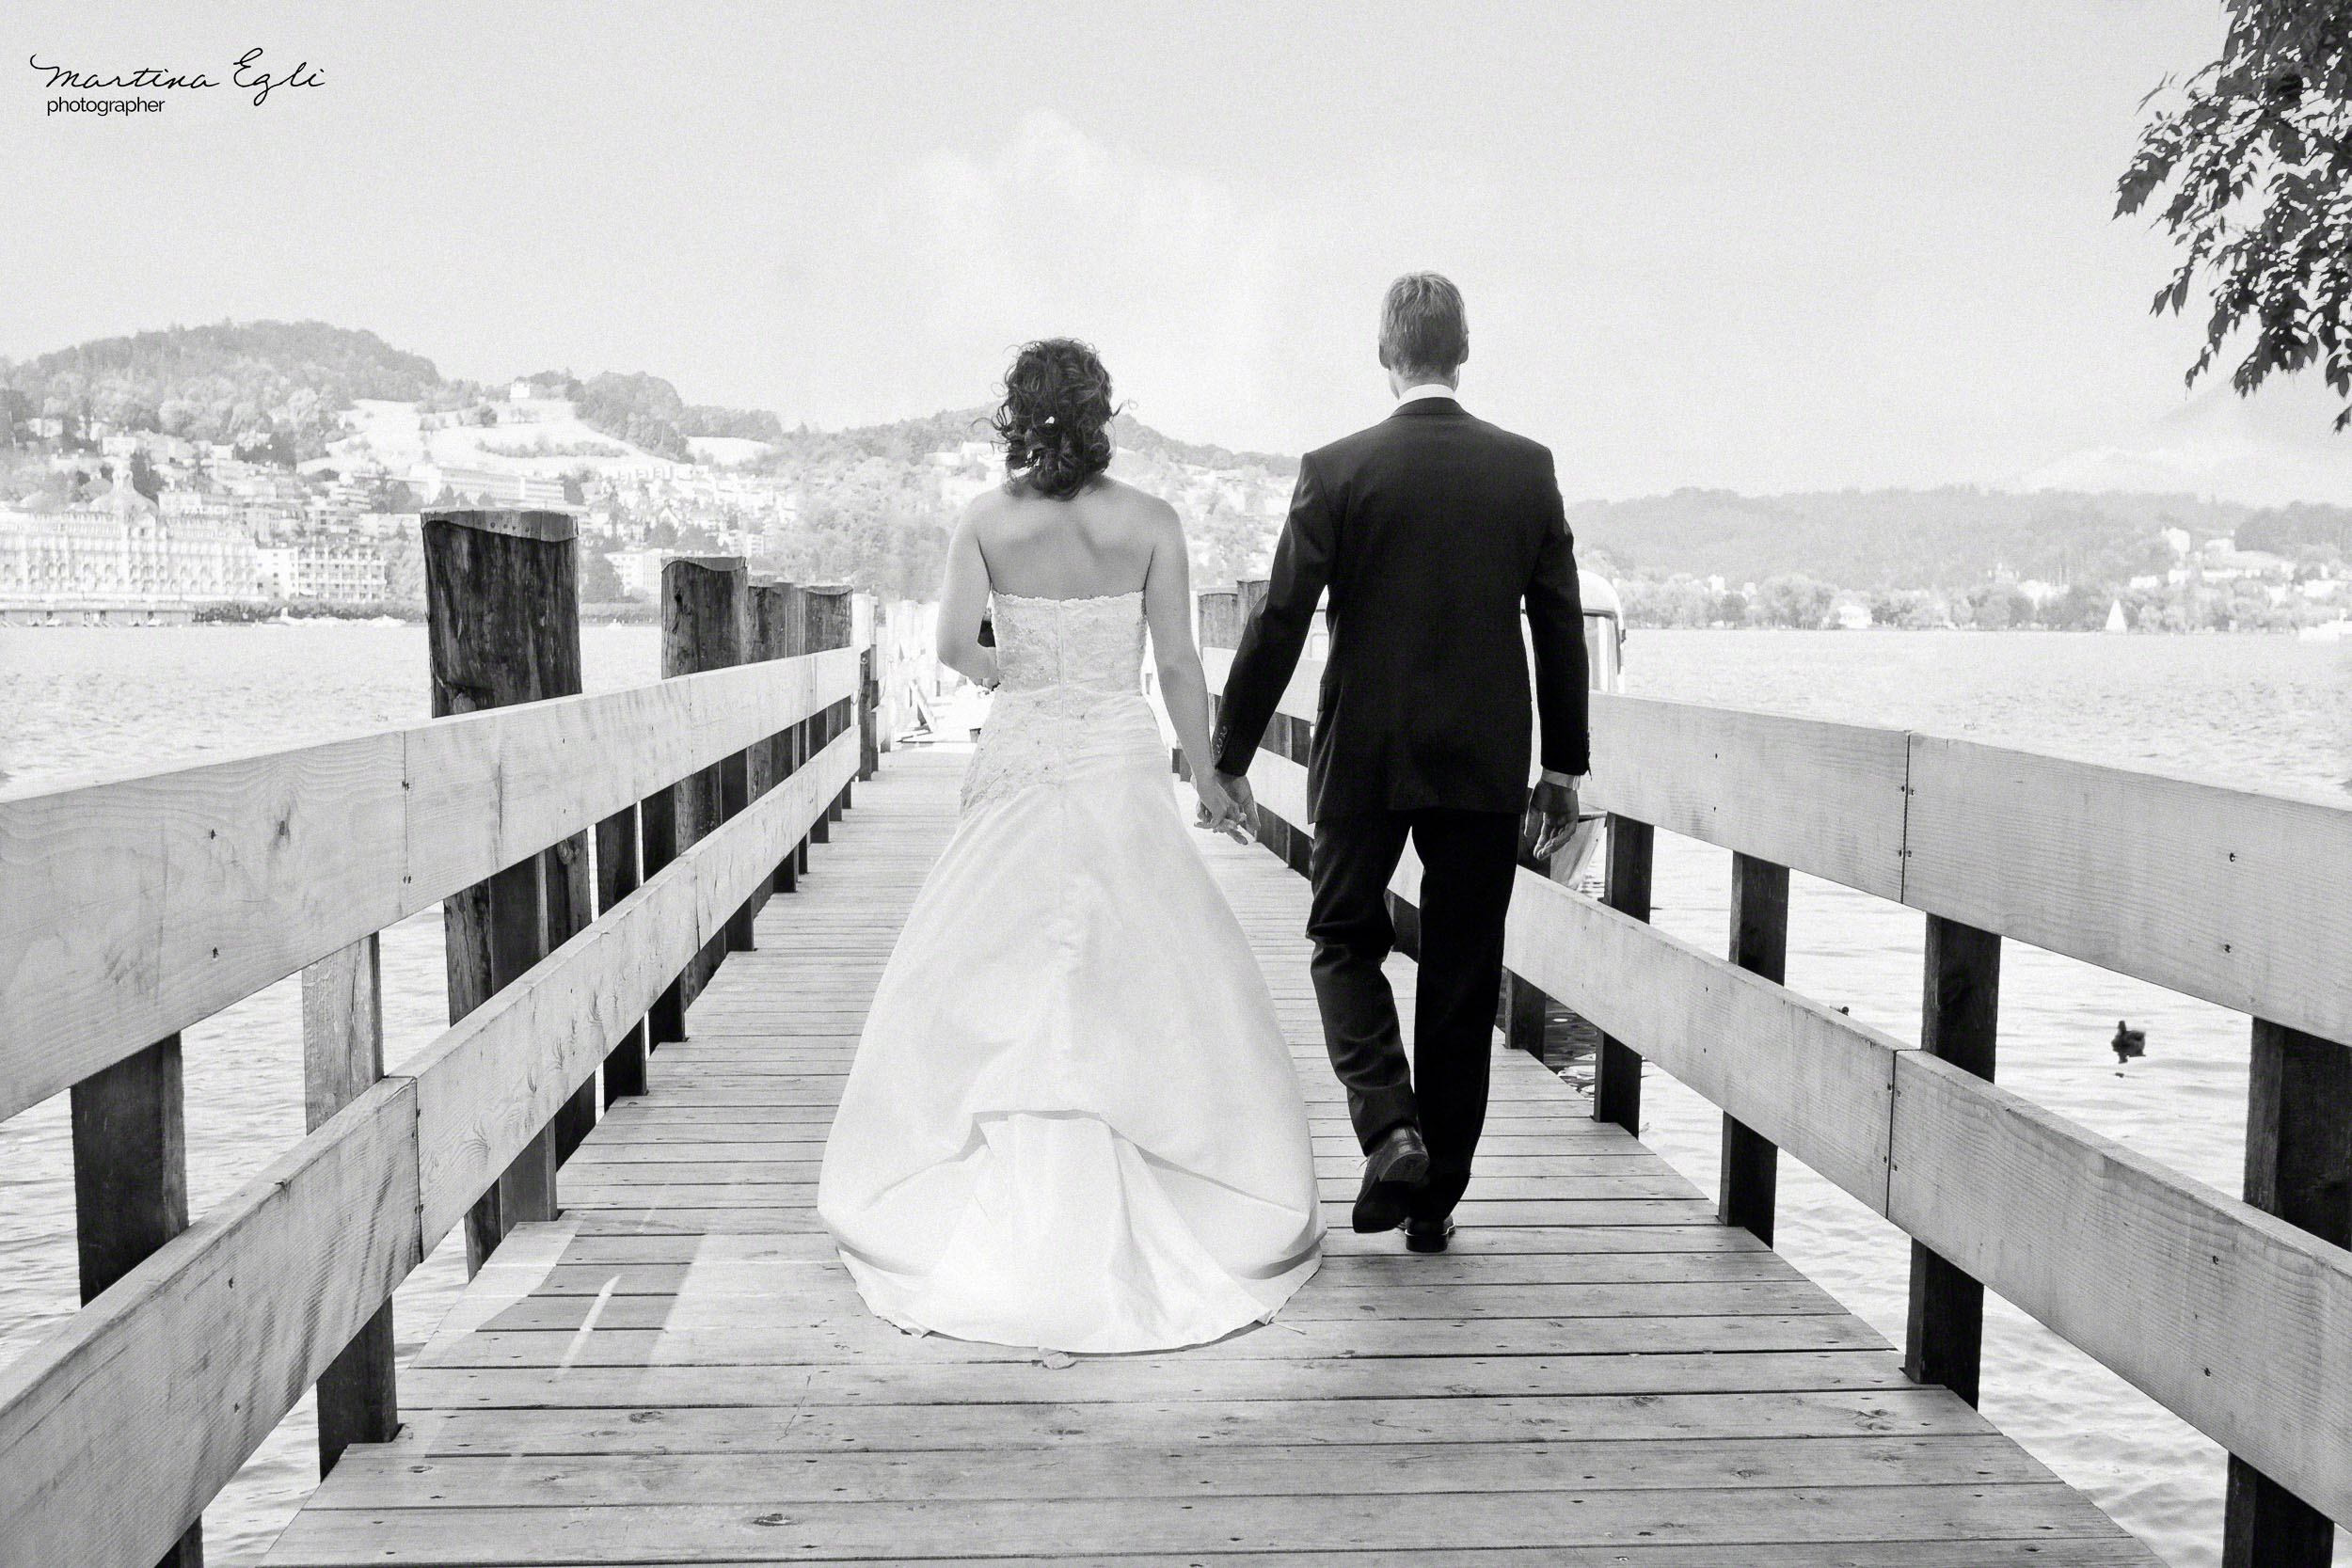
[0,513,879,1568]
[1200,636,2352,1568]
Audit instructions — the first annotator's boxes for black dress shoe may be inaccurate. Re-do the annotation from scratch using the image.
[1352,1124,1430,1233]
[1404,1214,1455,1253]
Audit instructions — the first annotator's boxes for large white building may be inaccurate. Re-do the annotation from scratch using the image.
[0,470,264,619]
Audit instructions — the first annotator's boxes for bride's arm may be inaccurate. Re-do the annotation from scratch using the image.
[934,513,999,689]
[1140,501,1242,829]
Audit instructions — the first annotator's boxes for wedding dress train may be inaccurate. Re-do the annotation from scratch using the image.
[816,590,1324,1353]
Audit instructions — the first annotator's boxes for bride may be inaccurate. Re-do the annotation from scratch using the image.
[816,339,1325,1353]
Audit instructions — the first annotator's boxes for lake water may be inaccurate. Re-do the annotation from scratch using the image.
[1,623,2347,1565]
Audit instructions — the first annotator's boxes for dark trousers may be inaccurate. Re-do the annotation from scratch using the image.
[1307,806,1520,1219]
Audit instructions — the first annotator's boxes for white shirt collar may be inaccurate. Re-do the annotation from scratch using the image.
[1394,382,1459,406]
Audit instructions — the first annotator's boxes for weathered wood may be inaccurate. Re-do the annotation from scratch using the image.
[545,827,598,1163]
[424,509,581,1274]
[1197,588,1243,649]
[1904,734,2352,1046]
[301,936,398,1476]
[1904,914,2000,1407]
[806,585,855,833]
[1720,853,1788,1243]
[661,556,750,1008]
[1499,866,1901,1217]
[1587,696,1911,900]
[2222,1018,2352,1565]
[1888,1046,2352,1528]
[258,754,2155,1568]
[68,1034,201,1565]
[3,1078,420,1568]
[769,581,812,883]
[71,1035,188,1305]
[1594,815,1652,1135]
[593,808,647,1101]
[410,728,863,1251]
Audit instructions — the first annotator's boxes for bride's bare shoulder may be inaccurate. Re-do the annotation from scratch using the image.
[1089,475,1178,528]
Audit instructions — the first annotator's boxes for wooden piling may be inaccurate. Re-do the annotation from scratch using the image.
[661,557,750,1003]
[301,935,397,1476]
[1720,853,1788,1243]
[1904,913,2001,1406]
[2221,1018,2352,1567]
[1593,815,1652,1135]
[70,1033,201,1565]
[423,508,580,1275]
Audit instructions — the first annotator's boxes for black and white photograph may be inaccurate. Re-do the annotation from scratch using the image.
[2,4,2349,1565]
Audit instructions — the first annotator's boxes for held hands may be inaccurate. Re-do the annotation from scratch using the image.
[1527,776,1581,862]
[1196,769,1255,844]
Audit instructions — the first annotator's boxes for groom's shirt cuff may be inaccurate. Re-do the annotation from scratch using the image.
[1540,768,1586,788]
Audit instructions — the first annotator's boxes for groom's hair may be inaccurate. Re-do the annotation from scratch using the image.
[1379,273,1468,382]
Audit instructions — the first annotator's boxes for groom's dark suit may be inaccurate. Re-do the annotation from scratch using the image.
[1214,395,1590,1220]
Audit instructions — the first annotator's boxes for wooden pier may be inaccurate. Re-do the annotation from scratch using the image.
[252,748,2157,1565]
[1,531,2346,1567]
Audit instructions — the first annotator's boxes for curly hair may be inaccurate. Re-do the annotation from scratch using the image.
[991,339,1118,500]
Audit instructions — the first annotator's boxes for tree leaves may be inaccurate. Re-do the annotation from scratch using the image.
[2121,0,2352,428]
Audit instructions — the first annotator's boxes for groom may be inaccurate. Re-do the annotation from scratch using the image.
[1212,272,1590,1254]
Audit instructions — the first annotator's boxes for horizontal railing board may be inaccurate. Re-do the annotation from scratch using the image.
[1887,1050,2352,1526]
[1901,735,2352,1046]
[1216,648,2348,1040]
[1229,663,2352,1527]
[0,720,862,1568]
[1499,868,1905,1217]
[412,726,861,1249]
[0,647,859,1124]
[1587,696,1910,902]
[0,1076,422,1568]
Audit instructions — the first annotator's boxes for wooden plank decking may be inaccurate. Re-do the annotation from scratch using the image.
[262,749,2158,1566]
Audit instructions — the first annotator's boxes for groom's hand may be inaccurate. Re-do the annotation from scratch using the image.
[1215,770,1255,819]
[1529,776,1581,862]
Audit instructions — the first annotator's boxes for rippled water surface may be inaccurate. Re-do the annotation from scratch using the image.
[1,623,2345,1565]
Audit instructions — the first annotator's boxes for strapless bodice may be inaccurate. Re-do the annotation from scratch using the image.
[962,590,1162,815]
[991,591,1147,693]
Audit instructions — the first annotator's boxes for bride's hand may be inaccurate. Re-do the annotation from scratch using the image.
[1193,773,1251,843]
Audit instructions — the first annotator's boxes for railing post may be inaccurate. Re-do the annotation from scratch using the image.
[1593,815,1652,1134]
[302,934,398,1475]
[546,818,597,1163]
[662,556,750,1004]
[776,582,812,879]
[1197,587,1242,651]
[70,1033,201,1567]
[1904,913,2000,1405]
[1721,853,1788,1242]
[423,508,580,1275]
[2222,1019,2351,1567]
[856,591,880,782]
[806,585,855,830]
[745,578,788,919]
[753,580,803,892]
[595,804,648,1101]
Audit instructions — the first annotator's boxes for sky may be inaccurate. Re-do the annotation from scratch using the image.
[3,1,2237,498]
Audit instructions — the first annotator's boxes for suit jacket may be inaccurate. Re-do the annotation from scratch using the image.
[1213,397,1590,819]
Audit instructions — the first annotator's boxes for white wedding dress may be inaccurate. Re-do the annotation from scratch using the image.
[817,590,1324,1353]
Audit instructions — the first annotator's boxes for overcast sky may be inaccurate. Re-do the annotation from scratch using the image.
[6,1,2231,497]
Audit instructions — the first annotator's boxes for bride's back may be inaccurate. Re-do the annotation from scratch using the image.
[971,476,1159,600]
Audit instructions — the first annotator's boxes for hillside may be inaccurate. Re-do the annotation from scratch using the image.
[8,319,2347,610]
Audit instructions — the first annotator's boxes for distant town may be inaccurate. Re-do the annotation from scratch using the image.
[2,321,2348,635]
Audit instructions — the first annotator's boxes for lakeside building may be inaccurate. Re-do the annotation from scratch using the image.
[254,540,390,603]
[0,469,265,623]
[409,465,568,509]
